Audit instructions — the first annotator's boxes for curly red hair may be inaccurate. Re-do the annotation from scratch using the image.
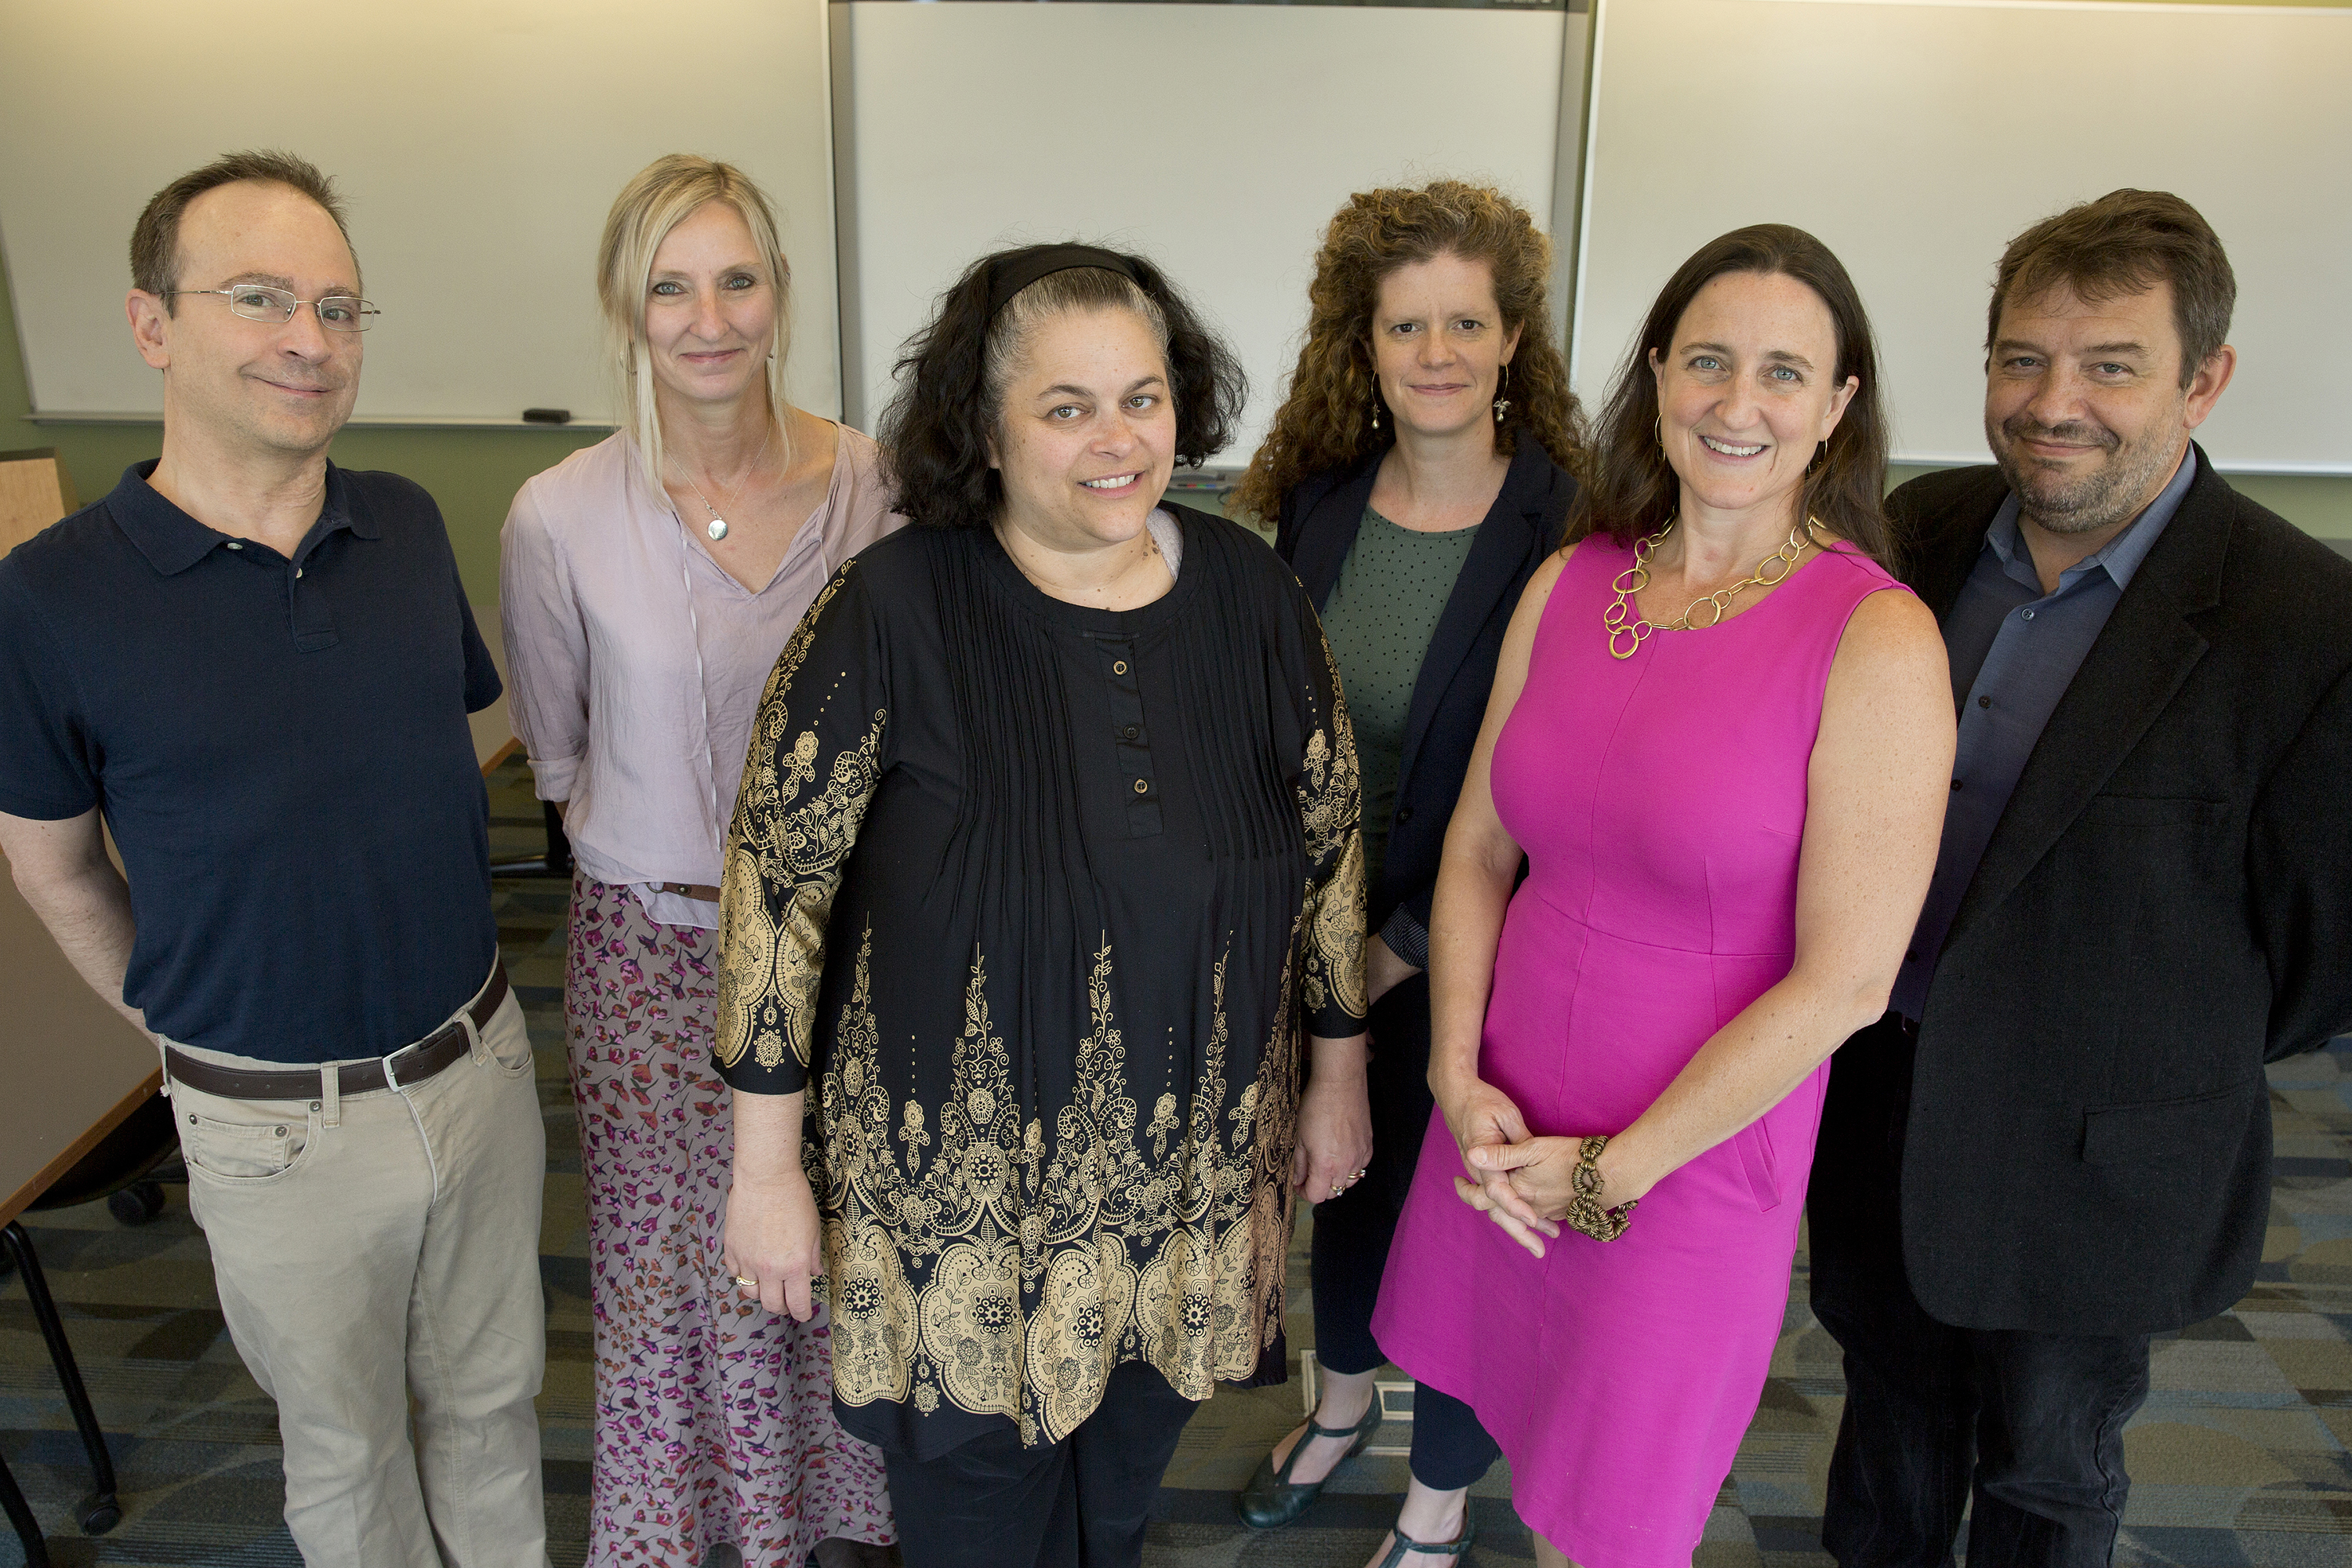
[1235,180,1583,524]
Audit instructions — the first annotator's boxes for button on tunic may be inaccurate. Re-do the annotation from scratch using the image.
[714,510,1365,1456]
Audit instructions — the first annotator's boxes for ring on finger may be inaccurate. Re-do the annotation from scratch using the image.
[732,1275,757,1290]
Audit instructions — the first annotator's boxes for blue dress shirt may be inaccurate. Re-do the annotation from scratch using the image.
[1889,448,2199,1022]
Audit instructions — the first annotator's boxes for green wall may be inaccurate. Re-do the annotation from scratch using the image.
[7,249,2348,597]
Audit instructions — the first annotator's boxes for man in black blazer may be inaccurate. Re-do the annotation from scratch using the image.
[1808,189,2352,1568]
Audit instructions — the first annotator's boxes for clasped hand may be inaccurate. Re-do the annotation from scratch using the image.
[1436,1070,1616,1259]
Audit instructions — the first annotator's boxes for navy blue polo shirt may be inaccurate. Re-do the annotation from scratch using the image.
[0,461,502,1062]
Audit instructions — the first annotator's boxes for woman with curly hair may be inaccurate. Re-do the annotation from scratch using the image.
[713,242,1373,1568]
[1232,180,1582,1564]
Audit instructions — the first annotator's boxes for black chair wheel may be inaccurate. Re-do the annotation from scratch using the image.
[107,1183,166,1226]
[79,1492,122,1534]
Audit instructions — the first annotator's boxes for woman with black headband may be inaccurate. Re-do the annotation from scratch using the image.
[712,241,1373,1568]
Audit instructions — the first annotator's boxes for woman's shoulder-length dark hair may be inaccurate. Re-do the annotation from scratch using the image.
[879,243,1247,531]
[1568,223,1895,572]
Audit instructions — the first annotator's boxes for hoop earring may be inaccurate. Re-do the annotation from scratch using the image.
[1494,362,1512,423]
[1655,416,1664,449]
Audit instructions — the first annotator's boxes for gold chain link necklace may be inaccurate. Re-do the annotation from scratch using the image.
[1602,515,1822,659]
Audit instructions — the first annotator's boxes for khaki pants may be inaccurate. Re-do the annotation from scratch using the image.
[167,972,549,1567]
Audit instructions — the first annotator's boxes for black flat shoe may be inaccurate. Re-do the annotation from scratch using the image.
[1237,1397,1385,1529]
[1370,1518,1476,1568]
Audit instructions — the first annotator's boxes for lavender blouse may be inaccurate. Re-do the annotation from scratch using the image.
[499,426,905,928]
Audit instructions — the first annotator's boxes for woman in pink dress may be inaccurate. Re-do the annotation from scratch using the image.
[1370,226,1955,1568]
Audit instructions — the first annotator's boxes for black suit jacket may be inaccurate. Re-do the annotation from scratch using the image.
[1875,446,2352,1334]
[1274,440,1576,936]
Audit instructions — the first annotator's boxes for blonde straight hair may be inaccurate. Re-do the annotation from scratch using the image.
[597,154,794,492]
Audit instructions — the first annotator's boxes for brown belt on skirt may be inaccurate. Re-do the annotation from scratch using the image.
[164,960,511,1102]
[654,881,723,902]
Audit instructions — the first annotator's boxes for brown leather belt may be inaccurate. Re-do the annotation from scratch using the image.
[165,961,511,1102]
[655,881,722,902]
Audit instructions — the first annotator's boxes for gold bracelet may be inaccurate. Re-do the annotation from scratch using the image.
[1563,1134,1637,1241]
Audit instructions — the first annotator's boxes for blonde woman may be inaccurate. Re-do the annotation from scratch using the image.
[500,154,900,1567]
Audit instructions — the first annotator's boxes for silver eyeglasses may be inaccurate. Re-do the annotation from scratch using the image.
[169,285,379,332]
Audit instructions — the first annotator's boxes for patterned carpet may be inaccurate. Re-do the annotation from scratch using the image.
[5,756,2351,1566]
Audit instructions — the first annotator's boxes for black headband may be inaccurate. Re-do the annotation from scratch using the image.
[986,245,1143,318]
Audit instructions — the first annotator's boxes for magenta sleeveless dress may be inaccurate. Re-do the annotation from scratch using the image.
[1371,535,1905,1568]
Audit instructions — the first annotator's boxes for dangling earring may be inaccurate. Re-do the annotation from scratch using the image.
[1494,363,1512,423]
[1370,389,1382,434]
[1807,440,1827,475]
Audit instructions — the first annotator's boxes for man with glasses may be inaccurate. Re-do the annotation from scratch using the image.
[0,151,547,1565]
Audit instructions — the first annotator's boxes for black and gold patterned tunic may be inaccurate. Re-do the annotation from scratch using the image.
[715,506,1365,1456]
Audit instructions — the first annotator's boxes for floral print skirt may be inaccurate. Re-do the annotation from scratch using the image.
[565,874,895,1566]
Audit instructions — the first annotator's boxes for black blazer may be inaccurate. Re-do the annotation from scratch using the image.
[1274,439,1577,938]
[1875,447,2352,1334]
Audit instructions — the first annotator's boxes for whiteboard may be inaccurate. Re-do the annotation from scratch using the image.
[0,0,840,426]
[1570,0,2352,475]
[834,2,1574,463]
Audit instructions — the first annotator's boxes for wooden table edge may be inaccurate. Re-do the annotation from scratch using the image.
[0,1065,165,1231]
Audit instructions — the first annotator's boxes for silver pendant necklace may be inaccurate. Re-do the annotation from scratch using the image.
[673,420,775,543]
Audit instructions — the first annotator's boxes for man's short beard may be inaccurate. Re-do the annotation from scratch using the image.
[1986,408,2183,539]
